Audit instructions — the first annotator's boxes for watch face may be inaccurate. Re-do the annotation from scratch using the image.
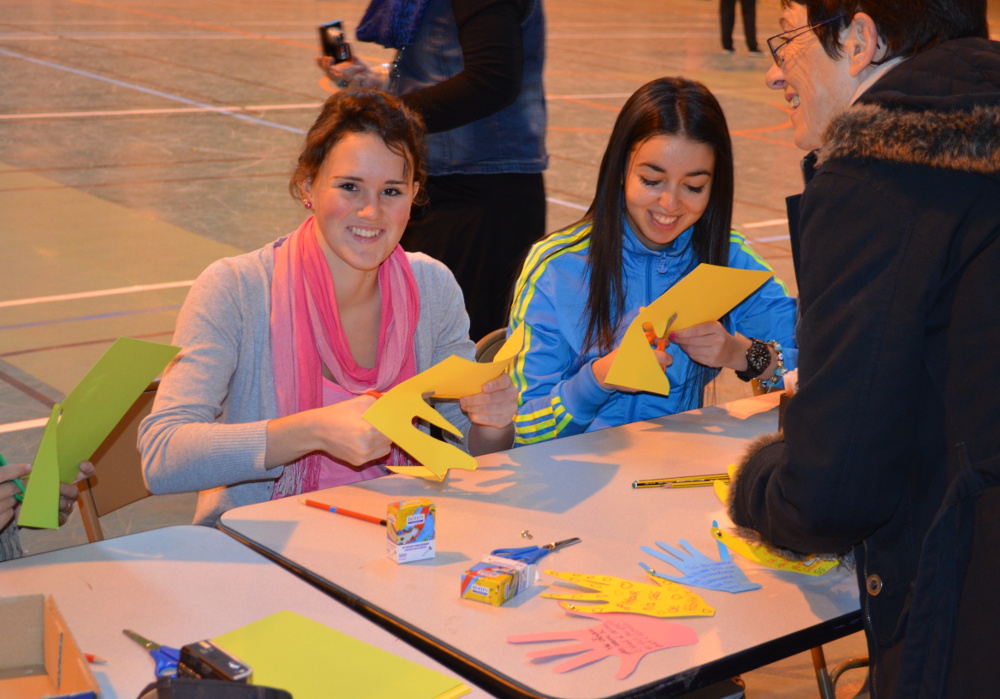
[743,339,771,379]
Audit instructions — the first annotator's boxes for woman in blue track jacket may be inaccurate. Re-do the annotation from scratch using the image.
[508,77,797,445]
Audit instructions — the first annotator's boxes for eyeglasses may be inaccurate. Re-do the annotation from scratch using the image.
[766,15,846,68]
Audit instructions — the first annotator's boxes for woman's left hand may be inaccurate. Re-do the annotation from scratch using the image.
[460,373,517,428]
[669,322,748,370]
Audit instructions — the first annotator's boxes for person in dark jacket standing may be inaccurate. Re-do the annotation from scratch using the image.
[725,0,999,697]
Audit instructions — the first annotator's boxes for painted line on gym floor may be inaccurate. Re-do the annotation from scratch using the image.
[0,47,308,134]
[0,281,194,309]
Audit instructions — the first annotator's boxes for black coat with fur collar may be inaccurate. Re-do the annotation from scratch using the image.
[729,37,1000,699]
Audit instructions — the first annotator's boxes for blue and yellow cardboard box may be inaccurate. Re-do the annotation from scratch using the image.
[386,498,435,563]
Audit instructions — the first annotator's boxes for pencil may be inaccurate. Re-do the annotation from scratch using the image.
[299,498,387,526]
[632,474,730,489]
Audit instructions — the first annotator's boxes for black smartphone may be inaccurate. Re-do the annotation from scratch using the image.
[177,640,252,683]
[319,20,352,64]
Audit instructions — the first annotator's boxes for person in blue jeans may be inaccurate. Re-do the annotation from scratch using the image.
[320,0,547,341]
[508,77,797,446]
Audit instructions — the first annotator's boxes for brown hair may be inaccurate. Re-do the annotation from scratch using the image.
[289,89,428,205]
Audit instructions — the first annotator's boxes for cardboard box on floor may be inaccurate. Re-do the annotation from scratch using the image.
[0,594,100,698]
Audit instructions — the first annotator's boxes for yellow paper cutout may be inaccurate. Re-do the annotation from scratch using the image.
[711,525,838,576]
[604,264,773,395]
[363,325,525,481]
[541,569,715,618]
[713,463,738,505]
[17,404,62,530]
[16,338,180,529]
[213,611,470,699]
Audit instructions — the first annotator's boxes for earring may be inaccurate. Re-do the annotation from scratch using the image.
[303,199,313,209]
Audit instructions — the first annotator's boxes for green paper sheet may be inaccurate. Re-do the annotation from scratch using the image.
[17,337,180,529]
[57,337,180,482]
[213,611,470,699]
[16,404,62,529]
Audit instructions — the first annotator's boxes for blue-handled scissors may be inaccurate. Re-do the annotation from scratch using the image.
[123,629,180,677]
[491,537,582,564]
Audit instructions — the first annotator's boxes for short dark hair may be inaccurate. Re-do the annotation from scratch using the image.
[289,90,427,204]
[782,0,988,61]
[582,76,734,353]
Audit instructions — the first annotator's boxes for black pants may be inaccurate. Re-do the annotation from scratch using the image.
[401,172,546,342]
[720,0,758,51]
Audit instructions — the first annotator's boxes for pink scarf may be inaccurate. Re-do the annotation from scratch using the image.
[269,216,419,497]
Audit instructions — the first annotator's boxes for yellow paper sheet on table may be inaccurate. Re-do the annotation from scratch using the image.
[363,325,524,481]
[213,611,470,699]
[17,337,180,529]
[604,263,773,395]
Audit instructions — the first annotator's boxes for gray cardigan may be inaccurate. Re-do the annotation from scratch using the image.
[139,238,474,526]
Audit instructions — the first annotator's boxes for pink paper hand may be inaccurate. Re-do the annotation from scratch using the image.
[507,610,698,679]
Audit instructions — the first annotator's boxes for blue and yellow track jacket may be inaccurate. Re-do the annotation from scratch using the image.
[508,220,797,445]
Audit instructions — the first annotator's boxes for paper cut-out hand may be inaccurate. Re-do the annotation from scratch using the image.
[507,610,698,679]
[540,569,714,618]
[639,533,761,593]
[713,463,738,506]
[711,524,839,576]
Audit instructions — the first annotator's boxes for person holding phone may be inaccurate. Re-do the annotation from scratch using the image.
[317,0,547,343]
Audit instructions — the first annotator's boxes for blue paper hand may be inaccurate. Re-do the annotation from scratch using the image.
[639,529,761,594]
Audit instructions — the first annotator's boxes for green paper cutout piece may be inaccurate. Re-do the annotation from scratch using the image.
[17,404,62,529]
[56,337,180,482]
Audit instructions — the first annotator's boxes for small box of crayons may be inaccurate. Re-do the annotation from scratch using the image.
[459,555,537,606]
[386,498,435,563]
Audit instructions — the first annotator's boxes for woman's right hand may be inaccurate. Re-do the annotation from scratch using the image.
[312,394,392,465]
[315,55,386,90]
[0,461,30,529]
[266,394,391,469]
[591,342,673,392]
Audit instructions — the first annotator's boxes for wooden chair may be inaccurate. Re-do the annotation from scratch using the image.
[475,328,507,363]
[76,380,159,542]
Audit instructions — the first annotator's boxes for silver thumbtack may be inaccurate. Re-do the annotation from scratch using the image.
[521,530,533,539]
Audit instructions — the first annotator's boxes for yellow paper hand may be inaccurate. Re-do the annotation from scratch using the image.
[710,525,838,576]
[713,463,738,505]
[541,569,715,618]
[604,264,772,395]
[363,325,525,481]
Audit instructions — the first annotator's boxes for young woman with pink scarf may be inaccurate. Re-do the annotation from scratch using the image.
[139,90,517,526]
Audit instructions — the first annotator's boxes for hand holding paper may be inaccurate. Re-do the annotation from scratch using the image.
[541,569,715,618]
[363,325,524,481]
[604,264,773,395]
[18,338,180,529]
[711,524,839,576]
[507,610,698,680]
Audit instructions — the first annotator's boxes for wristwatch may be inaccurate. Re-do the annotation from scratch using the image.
[735,338,771,382]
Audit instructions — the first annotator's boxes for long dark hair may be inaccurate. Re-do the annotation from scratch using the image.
[582,77,734,353]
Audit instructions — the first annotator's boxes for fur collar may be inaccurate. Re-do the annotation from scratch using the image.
[817,103,1000,176]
